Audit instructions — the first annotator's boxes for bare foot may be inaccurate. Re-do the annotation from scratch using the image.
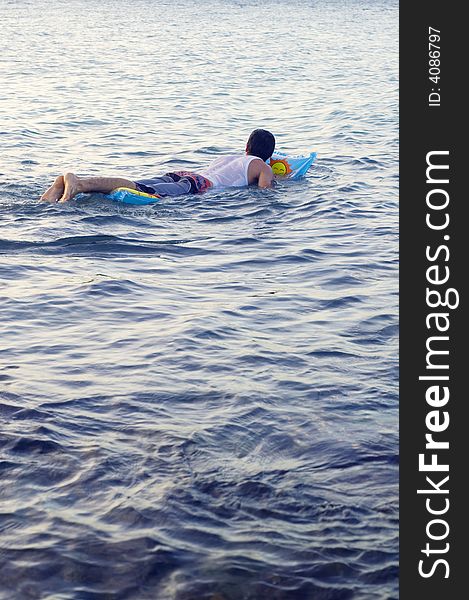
[59,172,82,202]
[40,175,64,202]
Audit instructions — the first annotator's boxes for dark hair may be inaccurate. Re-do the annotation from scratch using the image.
[246,129,275,161]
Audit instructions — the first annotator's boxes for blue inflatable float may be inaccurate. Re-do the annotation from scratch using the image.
[269,151,317,179]
[105,186,159,206]
[106,151,317,205]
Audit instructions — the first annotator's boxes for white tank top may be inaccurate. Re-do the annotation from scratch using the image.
[200,154,261,189]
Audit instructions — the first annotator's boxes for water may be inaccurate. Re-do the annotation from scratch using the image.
[0,1,398,598]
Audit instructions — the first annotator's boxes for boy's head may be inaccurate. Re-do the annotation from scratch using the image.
[246,129,275,161]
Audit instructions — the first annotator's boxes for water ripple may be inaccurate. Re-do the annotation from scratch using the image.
[0,0,398,598]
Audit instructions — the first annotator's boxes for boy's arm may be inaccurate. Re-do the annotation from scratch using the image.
[250,160,274,188]
[257,162,275,189]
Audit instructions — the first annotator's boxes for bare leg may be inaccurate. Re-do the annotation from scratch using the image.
[41,173,138,203]
[59,173,138,202]
[40,175,65,202]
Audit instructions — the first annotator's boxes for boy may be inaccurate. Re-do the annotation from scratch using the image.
[41,129,276,203]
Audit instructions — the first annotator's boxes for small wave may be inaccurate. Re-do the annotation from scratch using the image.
[0,234,212,256]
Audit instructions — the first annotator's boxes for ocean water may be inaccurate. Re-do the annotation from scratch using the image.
[0,1,398,599]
